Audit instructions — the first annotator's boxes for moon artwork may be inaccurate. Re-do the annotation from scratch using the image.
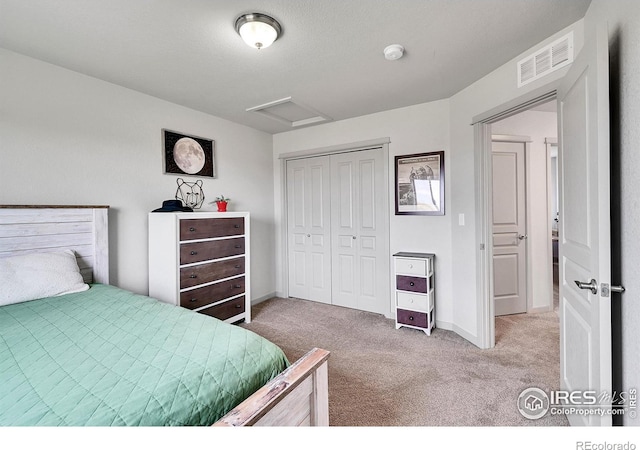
[173,137,205,174]
[163,129,215,178]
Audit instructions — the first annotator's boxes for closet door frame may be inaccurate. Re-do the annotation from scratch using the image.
[278,138,393,318]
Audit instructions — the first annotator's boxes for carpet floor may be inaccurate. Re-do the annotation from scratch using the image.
[242,295,567,426]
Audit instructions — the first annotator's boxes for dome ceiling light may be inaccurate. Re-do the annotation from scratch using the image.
[235,13,282,49]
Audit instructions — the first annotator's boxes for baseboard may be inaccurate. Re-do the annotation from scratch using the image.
[252,292,277,305]
[528,305,553,314]
[435,320,453,331]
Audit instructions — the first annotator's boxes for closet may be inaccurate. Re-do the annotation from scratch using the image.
[286,147,389,316]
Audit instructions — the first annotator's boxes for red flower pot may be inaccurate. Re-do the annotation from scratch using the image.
[216,201,228,212]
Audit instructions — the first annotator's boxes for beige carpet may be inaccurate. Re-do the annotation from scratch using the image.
[242,296,567,426]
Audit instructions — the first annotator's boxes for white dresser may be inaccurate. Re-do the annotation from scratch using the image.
[148,211,250,323]
[393,252,435,335]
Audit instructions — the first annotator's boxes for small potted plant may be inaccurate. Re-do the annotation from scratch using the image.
[211,195,230,212]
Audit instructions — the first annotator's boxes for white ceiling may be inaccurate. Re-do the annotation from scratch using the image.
[0,0,590,134]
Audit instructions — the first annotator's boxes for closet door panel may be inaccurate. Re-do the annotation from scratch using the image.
[287,156,332,304]
[331,157,359,309]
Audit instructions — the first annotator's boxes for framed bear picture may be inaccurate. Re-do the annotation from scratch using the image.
[163,129,216,178]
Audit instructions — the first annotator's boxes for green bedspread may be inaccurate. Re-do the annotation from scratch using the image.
[0,284,289,426]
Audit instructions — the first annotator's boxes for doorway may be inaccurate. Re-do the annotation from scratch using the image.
[491,101,558,326]
[475,93,559,347]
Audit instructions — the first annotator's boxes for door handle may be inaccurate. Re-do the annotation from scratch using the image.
[600,283,626,297]
[518,234,528,240]
[575,279,598,294]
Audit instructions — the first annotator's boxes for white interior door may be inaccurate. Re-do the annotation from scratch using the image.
[330,149,389,315]
[286,156,332,304]
[492,140,527,316]
[558,26,612,426]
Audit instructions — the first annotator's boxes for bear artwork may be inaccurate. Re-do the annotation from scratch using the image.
[175,178,205,209]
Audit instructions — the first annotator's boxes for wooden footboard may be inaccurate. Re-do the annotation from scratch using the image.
[213,347,330,426]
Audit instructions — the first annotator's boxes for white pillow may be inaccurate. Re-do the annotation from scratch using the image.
[0,250,89,306]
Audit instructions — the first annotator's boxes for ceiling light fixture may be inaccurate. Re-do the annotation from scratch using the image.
[235,13,282,49]
[384,44,405,61]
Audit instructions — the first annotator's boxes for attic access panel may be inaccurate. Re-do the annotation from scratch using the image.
[247,97,331,128]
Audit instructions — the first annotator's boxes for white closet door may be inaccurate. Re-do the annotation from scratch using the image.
[330,149,389,315]
[286,156,332,304]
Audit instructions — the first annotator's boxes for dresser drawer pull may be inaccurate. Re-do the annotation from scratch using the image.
[190,298,197,303]
[235,303,242,308]
[232,284,242,289]
[408,315,414,321]
[235,245,242,249]
[410,282,415,286]
[189,274,197,279]
[189,227,196,232]
[234,224,240,228]
[190,251,198,255]
[235,265,241,268]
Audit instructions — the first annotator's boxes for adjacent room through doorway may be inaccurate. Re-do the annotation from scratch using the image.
[490,99,559,346]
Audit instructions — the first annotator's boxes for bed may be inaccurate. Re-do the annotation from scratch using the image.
[0,205,329,426]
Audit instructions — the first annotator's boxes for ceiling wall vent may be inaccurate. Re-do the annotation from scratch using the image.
[246,97,331,128]
[517,31,573,88]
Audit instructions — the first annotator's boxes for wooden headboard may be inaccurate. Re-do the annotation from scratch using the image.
[0,205,109,284]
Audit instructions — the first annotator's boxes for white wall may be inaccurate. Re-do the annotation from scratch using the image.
[492,110,557,312]
[0,49,276,300]
[273,101,453,326]
[448,20,584,345]
[583,0,640,427]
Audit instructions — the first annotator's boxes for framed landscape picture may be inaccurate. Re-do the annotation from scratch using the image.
[395,151,445,215]
[163,129,215,178]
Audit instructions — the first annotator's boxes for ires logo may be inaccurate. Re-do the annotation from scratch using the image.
[517,387,637,420]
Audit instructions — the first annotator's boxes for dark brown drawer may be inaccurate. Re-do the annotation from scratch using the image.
[199,296,245,321]
[180,218,244,241]
[397,308,428,328]
[180,237,245,264]
[180,257,245,289]
[180,276,245,310]
[396,275,427,293]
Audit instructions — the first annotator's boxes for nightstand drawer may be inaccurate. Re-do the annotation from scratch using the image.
[199,296,245,321]
[180,237,245,264]
[396,309,428,328]
[180,277,245,310]
[396,275,427,293]
[395,258,428,276]
[180,217,244,241]
[397,291,432,312]
[180,257,244,289]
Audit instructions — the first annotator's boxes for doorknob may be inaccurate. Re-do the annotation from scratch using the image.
[518,234,528,240]
[600,283,626,297]
[575,279,598,294]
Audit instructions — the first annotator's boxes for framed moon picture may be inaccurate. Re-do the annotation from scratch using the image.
[163,129,215,178]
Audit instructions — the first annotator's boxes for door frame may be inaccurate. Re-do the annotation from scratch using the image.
[474,89,558,348]
[491,134,533,317]
[278,137,392,315]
